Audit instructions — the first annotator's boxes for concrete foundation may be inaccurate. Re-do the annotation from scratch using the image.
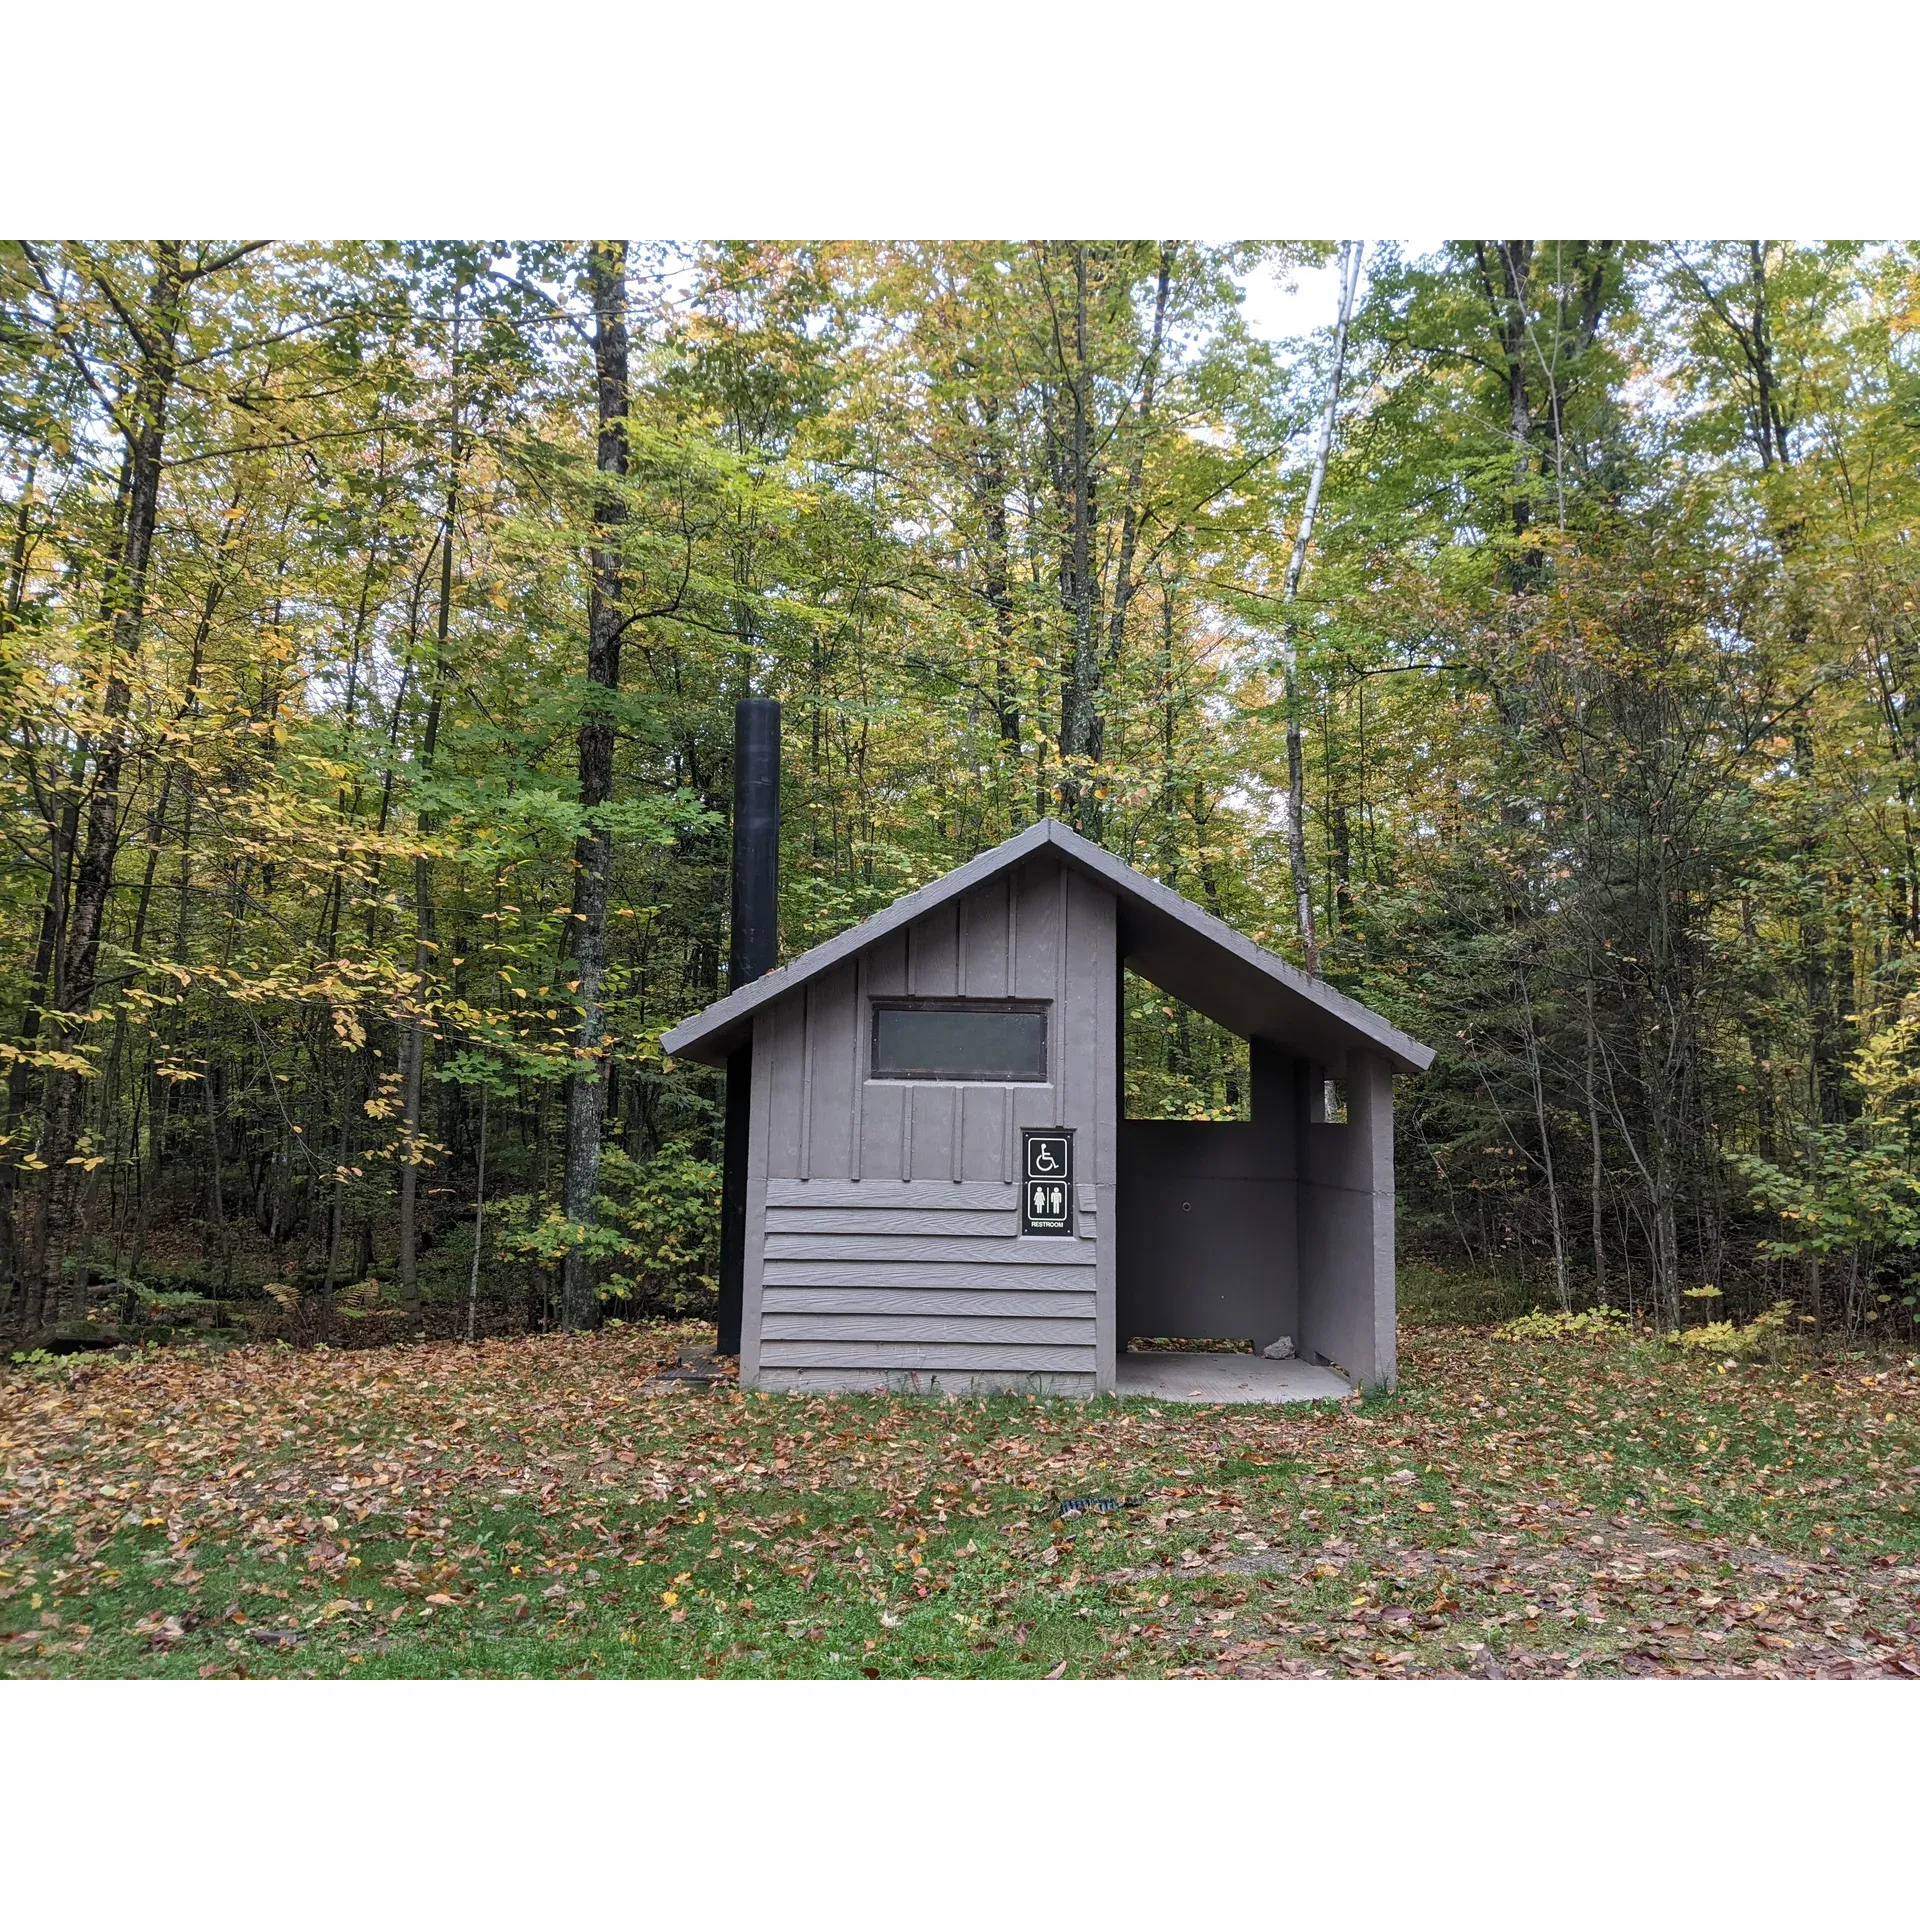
[1114,1351,1354,1404]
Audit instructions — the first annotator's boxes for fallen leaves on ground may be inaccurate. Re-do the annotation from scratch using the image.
[4,1320,1920,1679]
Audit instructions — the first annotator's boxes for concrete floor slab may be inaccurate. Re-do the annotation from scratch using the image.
[1115,1351,1355,1405]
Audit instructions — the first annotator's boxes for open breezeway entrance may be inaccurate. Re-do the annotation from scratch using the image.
[1114,958,1396,1398]
[1118,973,1302,1361]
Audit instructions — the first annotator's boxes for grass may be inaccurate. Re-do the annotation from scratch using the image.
[1398,1254,1543,1327]
[5,1307,1920,1679]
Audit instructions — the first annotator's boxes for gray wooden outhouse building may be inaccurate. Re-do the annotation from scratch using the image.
[661,819,1433,1397]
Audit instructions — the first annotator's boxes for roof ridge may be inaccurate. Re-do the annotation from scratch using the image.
[660,818,1433,1073]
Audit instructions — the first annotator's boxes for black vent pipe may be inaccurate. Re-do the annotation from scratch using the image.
[716,698,780,1355]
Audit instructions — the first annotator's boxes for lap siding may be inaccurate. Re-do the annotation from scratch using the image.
[753,1368,1098,1397]
[758,1341,1095,1372]
[761,1284,1094,1317]
[761,1313,1093,1346]
[766,1178,1015,1210]
[757,1261,1093,1293]
[764,1207,1017,1238]
[764,1234,1092,1264]
[755,1175,1096,1384]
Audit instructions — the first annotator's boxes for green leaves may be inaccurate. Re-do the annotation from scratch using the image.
[1737,1128,1920,1272]
[492,1144,719,1318]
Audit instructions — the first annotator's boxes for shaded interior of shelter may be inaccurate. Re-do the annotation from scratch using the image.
[1115,951,1367,1396]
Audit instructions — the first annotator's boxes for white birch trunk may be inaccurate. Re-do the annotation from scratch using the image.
[1282,240,1364,974]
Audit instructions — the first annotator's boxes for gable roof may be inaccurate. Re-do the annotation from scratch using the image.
[660,818,1434,1073]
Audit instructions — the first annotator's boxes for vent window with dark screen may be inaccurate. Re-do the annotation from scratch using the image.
[870,1001,1048,1083]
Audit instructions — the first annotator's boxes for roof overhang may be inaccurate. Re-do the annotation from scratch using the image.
[660,818,1434,1074]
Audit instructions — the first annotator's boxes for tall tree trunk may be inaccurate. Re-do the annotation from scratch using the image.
[1054,245,1102,833]
[1583,956,1608,1303]
[1329,799,1353,943]
[1726,243,1844,1134]
[126,494,231,962]
[34,245,187,1326]
[397,399,463,1315]
[1518,968,1570,1311]
[322,1070,352,1325]
[3,454,36,634]
[1280,240,1362,976]
[468,1083,489,1341]
[973,398,1023,816]
[560,239,629,1333]
[1155,573,1184,871]
[1104,245,1173,674]
[1748,240,1791,472]
[1476,239,1537,550]
[201,1057,232,1291]
[2,779,75,1316]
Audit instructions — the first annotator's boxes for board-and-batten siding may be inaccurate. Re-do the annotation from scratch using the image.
[740,858,1117,1393]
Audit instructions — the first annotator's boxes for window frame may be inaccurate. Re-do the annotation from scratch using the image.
[867,996,1051,1085]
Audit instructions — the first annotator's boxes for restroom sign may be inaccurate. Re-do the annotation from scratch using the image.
[1022,1130,1074,1236]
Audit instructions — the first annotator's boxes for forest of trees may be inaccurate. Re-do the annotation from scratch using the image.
[4,238,1919,1344]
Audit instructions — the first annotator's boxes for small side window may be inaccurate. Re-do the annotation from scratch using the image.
[870,1000,1048,1083]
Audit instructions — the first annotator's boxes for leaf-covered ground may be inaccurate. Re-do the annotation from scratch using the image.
[5,1320,1920,1679]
